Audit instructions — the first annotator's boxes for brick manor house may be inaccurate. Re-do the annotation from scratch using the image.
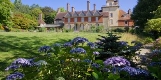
[54,0,134,31]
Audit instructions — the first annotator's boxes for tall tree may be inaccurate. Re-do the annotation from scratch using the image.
[30,8,43,19]
[0,0,14,27]
[41,6,56,24]
[131,0,161,30]
[14,0,30,14]
[59,7,66,12]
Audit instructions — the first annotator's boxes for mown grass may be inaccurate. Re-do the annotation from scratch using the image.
[0,32,140,79]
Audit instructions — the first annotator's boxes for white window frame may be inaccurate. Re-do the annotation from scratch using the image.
[81,17,84,22]
[110,19,113,24]
[68,18,70,23]
[88,17,91,22]
[110,13,113,18]
[74,18,77,22]
[95,17,98,22]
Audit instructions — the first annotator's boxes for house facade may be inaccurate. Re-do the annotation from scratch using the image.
[54,0,134,31]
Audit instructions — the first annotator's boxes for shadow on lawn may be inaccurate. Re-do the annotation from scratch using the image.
[0,35,69,79]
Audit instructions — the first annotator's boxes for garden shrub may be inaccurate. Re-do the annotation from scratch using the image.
[4,36,153,80]
[143,37,154,44]
[38,27,47,32]
[96,32,142,61]
[112,28,125,33]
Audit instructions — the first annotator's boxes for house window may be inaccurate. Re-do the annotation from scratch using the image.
[68,18,70,23]
[74,18,77,22]
[109,2,112,6]
[95,17,98,22]
[110,13,113,17]
[110,19,113,24]
[81,17,84,22]
[125,21,128,24]
[88,17,91,22]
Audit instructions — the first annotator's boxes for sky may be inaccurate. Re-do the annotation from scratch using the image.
[11,0,138,12]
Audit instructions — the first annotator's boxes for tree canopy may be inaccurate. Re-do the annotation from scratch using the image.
[131,0,161,30]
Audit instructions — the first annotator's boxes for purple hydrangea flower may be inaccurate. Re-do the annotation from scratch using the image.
[70,48,86,54]
[5,65,19,71]
[71,37,88,45]
[93,51,100,55]
[12,58,34,66]
[6,72,24,80]
[87,42,97,49]
[119,66,149,76]
[63,42,73,48]
[104,56,130,67]
[38,46,51,52]
[91,63,100,68]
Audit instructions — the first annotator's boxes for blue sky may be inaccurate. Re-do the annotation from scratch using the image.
[11,0,137,12]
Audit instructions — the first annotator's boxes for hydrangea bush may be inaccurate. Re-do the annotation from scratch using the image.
[5,36,153,80]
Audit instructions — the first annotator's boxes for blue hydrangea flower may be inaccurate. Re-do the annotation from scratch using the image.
[70,48,86,54]
[34,60,47,66]
[93,51,100,55]
[12,58,34,66]
[63,42,73,48]
[6,72,24,80]
[104,56,130,67]
[38,46,51,52]
[83,59,92,63]
[152,49,161,54]
[87,42,97,49]
[149,62,161,66]
[71,37,88,45]
[91,63,100,68]
[5,65,19,71]
[118,41,128,47]
[119,66,149,76]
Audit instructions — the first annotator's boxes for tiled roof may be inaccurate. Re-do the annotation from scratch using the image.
[118,10,131,20]
[55,10,109,20]
[38,19,46,24]
[55,12,67,20]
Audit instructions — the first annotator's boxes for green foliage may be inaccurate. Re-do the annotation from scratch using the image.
[131,0,161,30]
[142,37,153,44]
[38,27,47,32]
[96,32,142,60]
[145,18,161,32]
[112,28,125,33]
[96,26,104,33]
[41,6,56,24]
[30,8,43,19]
[59,7,66,12]
[12,12,38,29]
[0,0,14,27]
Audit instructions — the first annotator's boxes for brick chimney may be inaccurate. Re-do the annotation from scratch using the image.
[93,4,96,11]
[128,9,132,15]
[87,0,90,11]
[72,7,75,12]
[57,8,60,13]
[67,3,70,12]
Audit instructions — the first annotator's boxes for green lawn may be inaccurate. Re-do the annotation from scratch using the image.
[0,32,140,79]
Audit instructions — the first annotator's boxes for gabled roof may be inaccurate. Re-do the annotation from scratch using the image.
[38,19,46,24]
[93,10,102,16]
[55,12,66,20]
[79,11,86,17]
[118,10,131,20]
[86,10,93,16]
[64,11,72,18]
[72,11,79,17]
